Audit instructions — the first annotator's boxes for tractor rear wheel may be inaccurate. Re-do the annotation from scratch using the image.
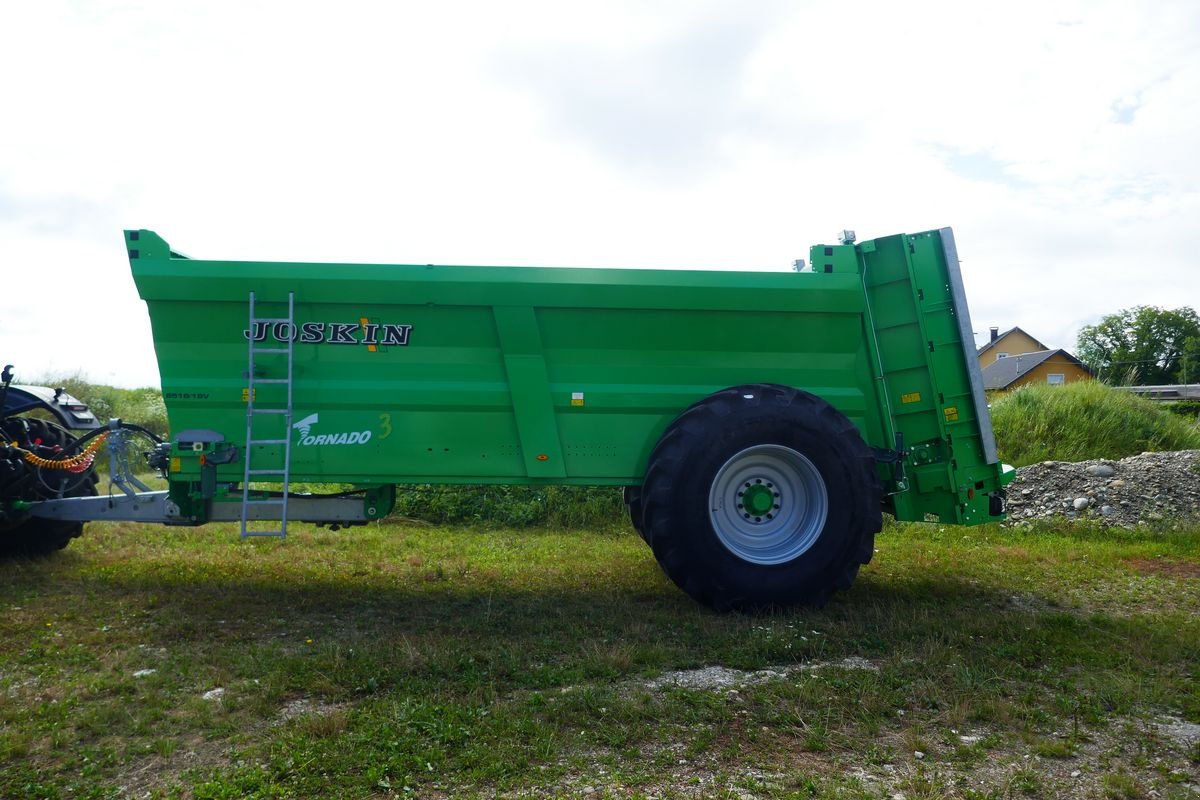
[623,485,647,542]
[0,418,99,557]
[640,384,881,611]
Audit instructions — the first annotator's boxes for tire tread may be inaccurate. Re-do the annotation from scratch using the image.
[641,384,881,611]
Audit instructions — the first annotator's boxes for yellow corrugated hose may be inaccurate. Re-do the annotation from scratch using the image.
[10,433,107,472]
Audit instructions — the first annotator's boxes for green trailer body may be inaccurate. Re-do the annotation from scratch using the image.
[128,227,1004,524]
[2,227,1011,610]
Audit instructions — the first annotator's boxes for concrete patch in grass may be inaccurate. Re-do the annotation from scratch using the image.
[646,656,879,691]
[277,696,347,723]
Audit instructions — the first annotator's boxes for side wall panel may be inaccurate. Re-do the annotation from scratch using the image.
[133,247,881,486]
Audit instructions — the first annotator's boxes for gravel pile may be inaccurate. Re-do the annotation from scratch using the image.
[1005,450,1200,527]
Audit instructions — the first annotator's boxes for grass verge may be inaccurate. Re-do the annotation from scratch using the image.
[1,518,1198,799]
[990,381,1200,466]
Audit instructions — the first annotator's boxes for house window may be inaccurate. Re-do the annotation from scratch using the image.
[1047,373,1065,385]
[996,352,1009,359]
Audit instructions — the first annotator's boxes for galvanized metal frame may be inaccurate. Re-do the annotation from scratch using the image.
[939,228,999,465]
[28,491,372,524]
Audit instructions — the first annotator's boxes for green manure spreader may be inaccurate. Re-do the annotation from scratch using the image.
[1,228,1013,610]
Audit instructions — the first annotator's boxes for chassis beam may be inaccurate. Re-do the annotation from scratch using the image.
[28,491,373,525]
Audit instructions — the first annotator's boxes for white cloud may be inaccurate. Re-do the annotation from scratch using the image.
[0,0,1197,389]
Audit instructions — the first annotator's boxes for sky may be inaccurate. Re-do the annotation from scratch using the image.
[2,0,1198,388]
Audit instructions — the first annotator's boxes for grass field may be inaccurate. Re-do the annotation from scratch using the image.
[2,517,1199,799]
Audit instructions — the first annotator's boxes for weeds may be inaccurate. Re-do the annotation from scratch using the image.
[391,483,626,528]
[1101,770,1146,799]
[990,381,1200,466]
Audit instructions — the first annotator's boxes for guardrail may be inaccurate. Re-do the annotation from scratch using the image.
[1116,384,1200,401]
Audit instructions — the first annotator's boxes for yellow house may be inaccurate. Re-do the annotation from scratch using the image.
[977,327,1092,392]
[977,326,1049,369]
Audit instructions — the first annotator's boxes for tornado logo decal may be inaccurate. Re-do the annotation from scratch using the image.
[293,413,319,440]
[291,413,373,447]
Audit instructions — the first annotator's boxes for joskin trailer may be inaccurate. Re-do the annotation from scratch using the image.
[1,228,1012,610]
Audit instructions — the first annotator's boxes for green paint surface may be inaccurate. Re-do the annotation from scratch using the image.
[127,227,1005,524]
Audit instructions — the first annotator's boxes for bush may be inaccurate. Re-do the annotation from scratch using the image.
[392,484,626,529]
[1164,399,1200,419]
[990,381,1200,467]
[27,372,169,437]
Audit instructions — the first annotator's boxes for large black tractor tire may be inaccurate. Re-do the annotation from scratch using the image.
[623,485,648,543]
[0,418,99,557]
[641,384,881,611]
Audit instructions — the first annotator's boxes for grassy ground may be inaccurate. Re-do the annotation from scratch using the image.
[2,518,1198,799]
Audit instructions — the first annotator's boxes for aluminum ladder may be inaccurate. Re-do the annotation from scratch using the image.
[241,291,295,538]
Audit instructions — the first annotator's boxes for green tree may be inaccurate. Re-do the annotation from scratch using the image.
[1076,306,1200,385]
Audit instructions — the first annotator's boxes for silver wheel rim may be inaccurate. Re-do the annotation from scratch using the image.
[707,444,829,565]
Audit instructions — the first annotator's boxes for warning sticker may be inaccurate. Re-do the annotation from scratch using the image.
[571,392,585,407]
[944,406,959,422]
[900,392,922,404]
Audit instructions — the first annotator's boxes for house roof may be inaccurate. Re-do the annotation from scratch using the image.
[976,326,1050,357]
[981,349,1090,390]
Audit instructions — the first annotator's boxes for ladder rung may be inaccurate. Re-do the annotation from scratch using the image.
[244,290,293,540]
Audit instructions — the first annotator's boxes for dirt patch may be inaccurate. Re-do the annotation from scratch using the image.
[1003,592,1051,614]
[1156,715,1200,746]
[494,713,1200,800]
[994,545,1034,560]
[646,657,879,691]
[277,696,346,722]
[1124,558,1200,578]
[118,735,233,799]
[646,664,785,690]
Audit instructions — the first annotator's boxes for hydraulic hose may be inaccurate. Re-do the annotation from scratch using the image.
[11,433,108,472]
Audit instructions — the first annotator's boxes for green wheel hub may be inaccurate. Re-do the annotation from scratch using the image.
[740,483,777,516]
